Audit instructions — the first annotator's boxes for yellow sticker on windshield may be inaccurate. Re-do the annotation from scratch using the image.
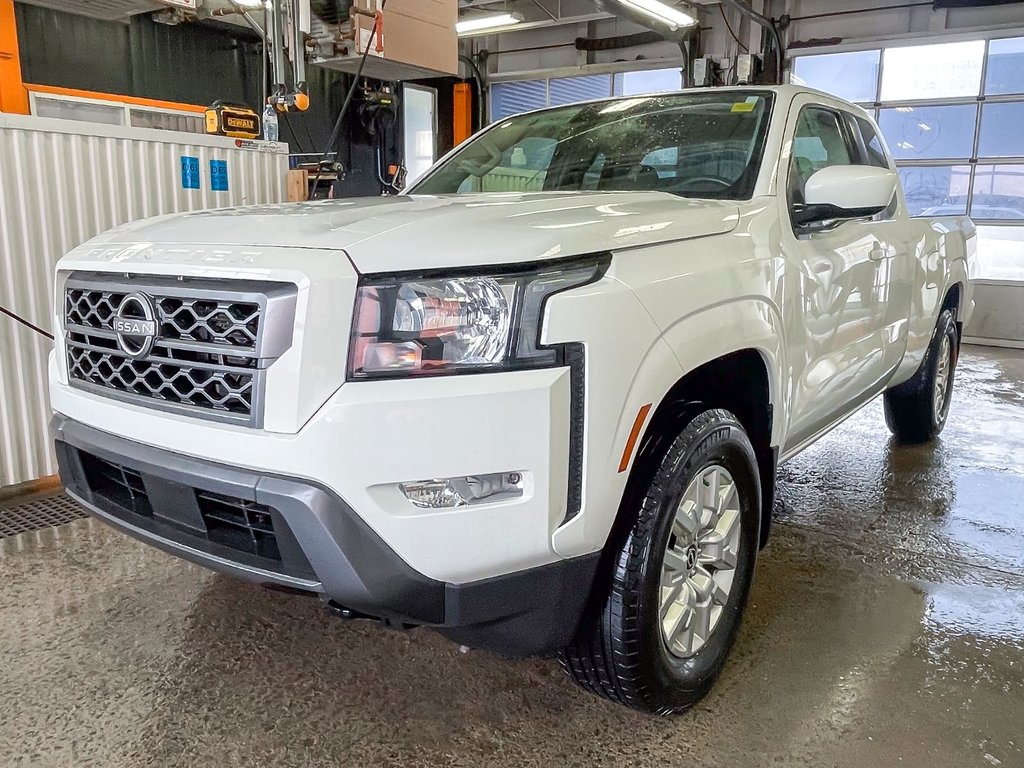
[731,102,756,113]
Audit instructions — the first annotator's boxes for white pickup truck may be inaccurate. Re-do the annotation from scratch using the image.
[51,85,974,714]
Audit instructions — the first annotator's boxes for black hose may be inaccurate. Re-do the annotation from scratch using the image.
[574,31,664,51]
[0,305,54,341]
[459,54,487,130]
[768,18,784,83]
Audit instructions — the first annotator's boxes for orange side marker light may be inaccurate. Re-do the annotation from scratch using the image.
[618,403,652,473]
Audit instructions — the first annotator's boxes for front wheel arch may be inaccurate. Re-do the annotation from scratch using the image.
[619,349,777,552]
[561,407,762,713]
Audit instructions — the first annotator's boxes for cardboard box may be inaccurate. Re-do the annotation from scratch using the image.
[351,0,457,77]
[385,0,457,76]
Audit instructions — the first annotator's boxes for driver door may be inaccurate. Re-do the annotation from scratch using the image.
[780,99,898,453]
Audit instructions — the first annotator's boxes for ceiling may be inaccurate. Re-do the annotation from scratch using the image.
[15,0,713,30]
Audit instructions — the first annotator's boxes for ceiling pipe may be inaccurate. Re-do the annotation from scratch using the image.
[718,0,784,82]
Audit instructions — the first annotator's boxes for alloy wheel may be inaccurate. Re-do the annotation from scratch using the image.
[933,333,953,423]
[659,465,742,658]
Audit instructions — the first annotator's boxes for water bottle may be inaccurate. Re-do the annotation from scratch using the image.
[262,104,279,142]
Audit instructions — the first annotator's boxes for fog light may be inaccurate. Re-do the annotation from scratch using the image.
[400,472,525,508]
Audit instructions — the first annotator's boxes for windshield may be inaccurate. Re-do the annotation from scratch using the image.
[410,91,774,200]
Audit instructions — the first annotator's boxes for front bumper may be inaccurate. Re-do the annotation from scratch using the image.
[54,416,599,656]
[51,356,578,583]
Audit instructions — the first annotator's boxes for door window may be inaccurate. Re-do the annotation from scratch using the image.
[788,107,854,209]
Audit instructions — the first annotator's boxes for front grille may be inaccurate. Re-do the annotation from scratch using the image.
[63,274,297,426]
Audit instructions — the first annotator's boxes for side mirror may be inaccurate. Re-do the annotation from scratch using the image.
[794,165,898,228]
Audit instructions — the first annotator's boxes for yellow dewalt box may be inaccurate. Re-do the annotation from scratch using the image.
[204,101,261,139]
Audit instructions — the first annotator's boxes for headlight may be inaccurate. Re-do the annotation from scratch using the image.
[348,257,608,379]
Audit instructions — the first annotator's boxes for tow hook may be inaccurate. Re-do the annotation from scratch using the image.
[326,600,414,631]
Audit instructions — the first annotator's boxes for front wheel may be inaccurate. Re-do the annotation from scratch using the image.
[884,308,959,444]
[559,408,761,714]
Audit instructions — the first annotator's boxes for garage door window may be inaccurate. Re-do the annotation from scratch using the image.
[549,75,613,107]
[898,166,971,217]
[972,165,1024,220]
[985,36,1024,95]
[880,40,985,101]
[978,102,1024,158]
[614,68,683,96]
[877,104,977,161]
[792,49,880,105]
[489,68,682,121]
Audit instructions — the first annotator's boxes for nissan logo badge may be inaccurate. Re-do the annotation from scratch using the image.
[111,292,158,359]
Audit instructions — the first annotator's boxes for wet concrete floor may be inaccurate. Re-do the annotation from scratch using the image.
[1,345,1022,768]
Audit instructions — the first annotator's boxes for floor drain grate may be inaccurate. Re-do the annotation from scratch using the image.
[0,494,87,538]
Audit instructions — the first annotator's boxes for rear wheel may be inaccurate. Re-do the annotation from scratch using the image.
[559,409,761,714]
[884,308,959,443]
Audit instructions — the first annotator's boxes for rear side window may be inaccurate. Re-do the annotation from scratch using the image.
[789,107,854,206]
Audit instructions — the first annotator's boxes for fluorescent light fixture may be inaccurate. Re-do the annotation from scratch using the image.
[617,0,696,30]
[456,12,523,36]
[231,0,264,7]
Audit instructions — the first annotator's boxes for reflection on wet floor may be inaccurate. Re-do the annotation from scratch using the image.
[0,345,1022,768]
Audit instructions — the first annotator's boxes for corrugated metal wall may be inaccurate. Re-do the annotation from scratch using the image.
[0,113,288,489]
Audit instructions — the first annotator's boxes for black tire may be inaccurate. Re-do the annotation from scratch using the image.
[883,308,959,444]
[559,408,761,714]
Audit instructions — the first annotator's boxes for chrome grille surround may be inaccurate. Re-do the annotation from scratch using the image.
[63,272,297,427]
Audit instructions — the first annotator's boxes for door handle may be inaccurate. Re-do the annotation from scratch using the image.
[870,245,890,261]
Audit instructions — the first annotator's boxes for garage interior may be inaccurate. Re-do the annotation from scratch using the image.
[1,0,1023,766]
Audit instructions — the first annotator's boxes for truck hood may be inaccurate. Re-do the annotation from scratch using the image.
[87,192,740,272]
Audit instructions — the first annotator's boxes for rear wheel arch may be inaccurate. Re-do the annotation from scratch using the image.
[941,281,965,336]
[942,282,962,312]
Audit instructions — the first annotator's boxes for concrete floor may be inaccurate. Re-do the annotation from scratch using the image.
[1,345,1022,768]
